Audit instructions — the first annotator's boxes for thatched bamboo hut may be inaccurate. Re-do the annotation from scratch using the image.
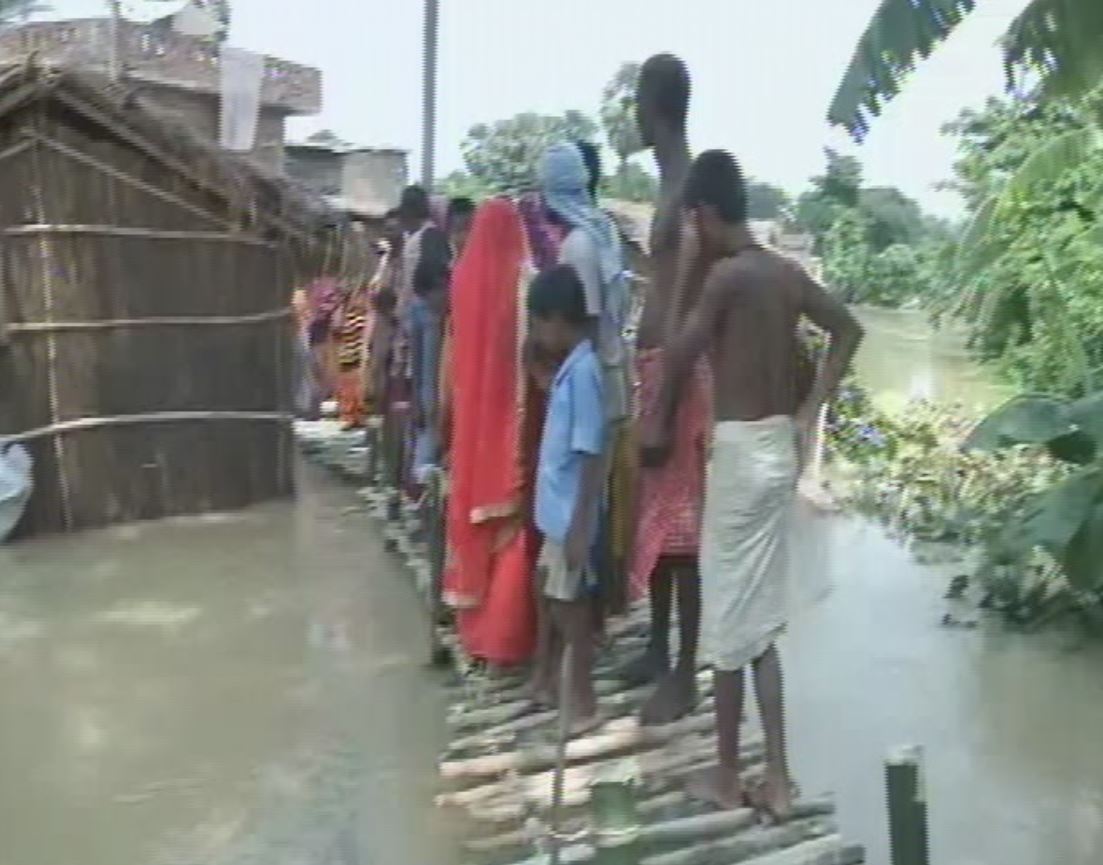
[0,65,326,537]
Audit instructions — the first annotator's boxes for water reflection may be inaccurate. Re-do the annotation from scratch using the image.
[852,306,1012,416]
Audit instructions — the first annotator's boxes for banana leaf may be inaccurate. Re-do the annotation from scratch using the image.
[828,0,976,140]
[955,126,1103,281]
[1003,0,1103,103]
[829,0,1103,139]
[1062,498,1103,590]
[1068,390,1103,445]
[1001,467,1102,559]
[963,394,1077,451]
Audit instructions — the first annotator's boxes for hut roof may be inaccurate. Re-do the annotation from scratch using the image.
[0,63,334,241]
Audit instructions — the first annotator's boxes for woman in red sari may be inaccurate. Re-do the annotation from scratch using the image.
[442,198,539,667]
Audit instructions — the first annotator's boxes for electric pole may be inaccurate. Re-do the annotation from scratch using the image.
[421,0,439,190]
[107,0,122,82]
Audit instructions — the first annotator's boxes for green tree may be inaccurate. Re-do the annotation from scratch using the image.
[438,170,492,202]
[859,186,926,251]
[746,181,790,220]
[794,149,863,244]
[460,110,598,195]
[828,0,1103,140]
[601,62,644,179]
[603,161,657,203]
[869,243,928,307]
[943,93,1103,396]
[822,209,874,301]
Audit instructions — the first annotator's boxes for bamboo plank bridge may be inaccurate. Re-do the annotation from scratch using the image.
[295,419,872,865]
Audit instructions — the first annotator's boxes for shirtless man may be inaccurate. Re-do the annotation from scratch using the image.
[625,54,712,725]
[642,151,863,819]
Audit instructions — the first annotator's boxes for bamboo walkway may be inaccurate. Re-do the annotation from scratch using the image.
[295,419,866,865]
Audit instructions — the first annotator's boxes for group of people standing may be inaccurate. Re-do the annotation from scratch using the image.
[296,52,864,823]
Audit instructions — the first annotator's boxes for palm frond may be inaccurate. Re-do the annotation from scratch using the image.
[1003,0,1103,102]
[956,194,1004,283]
[1002,126,1103,204]
[827,0,977,141]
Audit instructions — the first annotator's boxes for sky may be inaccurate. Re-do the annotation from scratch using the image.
[45,0,1030,218]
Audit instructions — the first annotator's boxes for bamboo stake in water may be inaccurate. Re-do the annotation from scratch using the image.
[886,745,930,865]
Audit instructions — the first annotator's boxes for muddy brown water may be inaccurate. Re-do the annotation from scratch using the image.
[0,462,463,865]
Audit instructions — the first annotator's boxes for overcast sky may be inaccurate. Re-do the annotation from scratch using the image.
[48,0,1030,217]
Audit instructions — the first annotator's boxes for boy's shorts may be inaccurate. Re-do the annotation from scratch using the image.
[539,539,596,602]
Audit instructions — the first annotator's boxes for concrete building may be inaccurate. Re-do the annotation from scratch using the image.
[285,140,408,218]
[0,18,320,171]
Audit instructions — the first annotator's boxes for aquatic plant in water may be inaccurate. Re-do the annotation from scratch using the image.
[825,380,1103,630]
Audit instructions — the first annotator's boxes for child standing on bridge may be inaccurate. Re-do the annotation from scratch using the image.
[528,264,606,735]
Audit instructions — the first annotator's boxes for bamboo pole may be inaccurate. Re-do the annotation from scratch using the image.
[549,644,574,865]
[463,791,686,857]
[441,711,717,781]
[443,736,762,815]
[886,745,929,865]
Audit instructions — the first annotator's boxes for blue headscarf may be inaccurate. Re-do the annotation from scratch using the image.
[538,143,624,287]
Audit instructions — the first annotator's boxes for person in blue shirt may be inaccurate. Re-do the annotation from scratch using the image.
[528,264,606,734]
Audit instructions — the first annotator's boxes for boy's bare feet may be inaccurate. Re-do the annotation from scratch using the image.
[639,669,698,725]
[685,765,746,810]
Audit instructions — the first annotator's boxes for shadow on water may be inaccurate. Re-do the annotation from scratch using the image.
[0,461,463,865]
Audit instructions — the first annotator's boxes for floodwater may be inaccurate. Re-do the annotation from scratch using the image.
[852,306,1012,416]
[0,462,462,865]
[786,520,1103,865]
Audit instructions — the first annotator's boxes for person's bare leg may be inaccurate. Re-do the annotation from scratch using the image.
[641,558,700,724]
[620,561,673,685]
[529,570,560,707]
[553,599,599,732]
[751,643,795,822]
[686,667,745,808]
[591,594,607,646]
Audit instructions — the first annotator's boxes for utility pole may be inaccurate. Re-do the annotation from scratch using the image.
[421,0,439,190]
[107,0,122,82]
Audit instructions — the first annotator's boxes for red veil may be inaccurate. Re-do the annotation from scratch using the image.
[443,198,537,664]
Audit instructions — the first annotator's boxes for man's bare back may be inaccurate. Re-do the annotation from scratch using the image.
[695,247,856,424]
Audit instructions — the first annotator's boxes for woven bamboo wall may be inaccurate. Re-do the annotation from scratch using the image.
[0,95,295,536]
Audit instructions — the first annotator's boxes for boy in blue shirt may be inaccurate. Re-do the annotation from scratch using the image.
[528,264,606,733]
